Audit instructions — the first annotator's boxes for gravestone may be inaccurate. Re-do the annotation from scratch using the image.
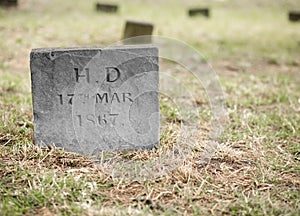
[188,8,210,17]
[30,45,159,155]
[95,3,118,13]
[0,0,18,7]
[123,20,154,44]
[289,11,300,22]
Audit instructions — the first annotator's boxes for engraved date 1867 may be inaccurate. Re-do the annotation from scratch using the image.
[76,113,119,127]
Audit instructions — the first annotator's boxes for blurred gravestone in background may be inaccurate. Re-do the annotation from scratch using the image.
[289,11,300,22]
[188,8,210,17]
[0,0,17,7]
[95,3,118,13]
[123,21,154,44]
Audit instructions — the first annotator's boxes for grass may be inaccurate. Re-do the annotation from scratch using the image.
[0,0,300,215]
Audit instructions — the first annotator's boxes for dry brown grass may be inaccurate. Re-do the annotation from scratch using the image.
[1,98,299,215]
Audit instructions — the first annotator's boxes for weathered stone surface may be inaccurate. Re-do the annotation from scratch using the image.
[95,3,118,13]
[188,8,210,17]
[30,45,159,155]
[0,0,17,7]
[289,11,300,22]
[123,21,154,44]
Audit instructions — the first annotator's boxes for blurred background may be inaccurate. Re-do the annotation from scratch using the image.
[1,0,300,65]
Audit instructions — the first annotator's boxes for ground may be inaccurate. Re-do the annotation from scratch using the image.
[0,0,299,215]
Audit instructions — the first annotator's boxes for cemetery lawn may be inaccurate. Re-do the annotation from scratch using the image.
[0,0,299,215]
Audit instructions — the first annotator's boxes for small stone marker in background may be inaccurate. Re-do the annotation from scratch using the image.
[188,8,210,18]
[0,0,18,7]
[123,20,154,44]
[289,11,300,22]
[30,46,159,155]
[95,3,118,13]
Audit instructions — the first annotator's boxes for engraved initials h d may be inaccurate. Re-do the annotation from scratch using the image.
[74,68,90,83]
[74,67,121,83]
[106,67,120,82]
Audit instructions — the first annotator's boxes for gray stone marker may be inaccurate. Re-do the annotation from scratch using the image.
[96,3,118,13]
[289,11,300,22]
[0,0,18,7]
[188,8,210,18]
[123,20,154,44]
[30,45,159,155]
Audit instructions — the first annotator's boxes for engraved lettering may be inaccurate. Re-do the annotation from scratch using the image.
[109,113,118,125]
[75,113,119,127]
[60,92,133,105]
[78,93,90,102]
[96,93,108,103]
[111,93,120,103]
[83,93,89,99]
[123,93,133,102]
[87,114,95,125]
[74,67,90,83]
[106,67,120,82]
[67,94,74,105]
[95,92,133,104]
[76,115,82,126]
[58,94,63,105]
[97,114,108,125]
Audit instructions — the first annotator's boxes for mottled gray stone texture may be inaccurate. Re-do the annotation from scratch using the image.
[30,45,159,155]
